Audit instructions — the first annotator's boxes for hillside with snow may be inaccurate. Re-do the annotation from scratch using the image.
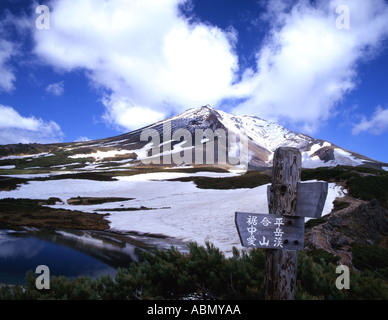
[0,106,387,264]
[68,105,388,170]
[0,105,386,172]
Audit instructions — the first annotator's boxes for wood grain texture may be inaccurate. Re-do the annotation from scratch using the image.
[264,147,301,300]
[267,181,328,218]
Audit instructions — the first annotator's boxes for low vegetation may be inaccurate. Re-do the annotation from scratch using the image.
[0,163,387,300]
[0,198,109,230]
[67,197,134,205]
[0,177,28,191]
[352,244,388,279]
[0,242,386,300]
[302,166,388,209]
[0,143,58,157]
[168,170,272,189]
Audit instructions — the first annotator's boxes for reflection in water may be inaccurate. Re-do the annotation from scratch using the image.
[0,234,44,260]
[0,228,188,286]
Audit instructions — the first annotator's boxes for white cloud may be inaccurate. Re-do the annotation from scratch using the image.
[101,94,167,131]
[0,105,64,144]
[232,0,388,133]
[30,0,388,134]
[75,136,91,142]
[33,0,239,131]
[352,106,388,135]
[0,39,17,92]
[0,9,33,93]
[46,81,64,96]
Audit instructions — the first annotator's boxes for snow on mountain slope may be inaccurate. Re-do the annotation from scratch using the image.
[147,105,382,169]
[1,105,384,170]
[216,109,312,152]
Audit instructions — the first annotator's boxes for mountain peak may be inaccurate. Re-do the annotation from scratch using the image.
[165,105,384,169]
[3,105,383,170]
[200,104,214,110]
[171,105,222,127]
[185,104,218,115]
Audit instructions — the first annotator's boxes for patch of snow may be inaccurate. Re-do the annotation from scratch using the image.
[302,148,364,168]
[159,139,174,147]
[55,230,105,246]
[69,149,134,160]
[0,155,30,160]
[0,171,345,257]
[0,165,15,169]
[116,171,239,182]
[216,109,311,153]
[308,143,323,155]
[142,140,194,161]
[3,173,53,179]
[50,163,82,168]
[301,151,326,168]
[99,139,129,147]
[69,143,154,163]
[332,149,364,166]
[76,162,101,171]
[323,183,346,217]
[165,166,194,170]
[0,153,54,161]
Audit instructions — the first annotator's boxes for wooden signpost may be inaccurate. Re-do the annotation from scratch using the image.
[235,213,305,250]
[235,147,328,300]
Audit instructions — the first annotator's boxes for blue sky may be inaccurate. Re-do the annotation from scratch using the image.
[0,0,388,163]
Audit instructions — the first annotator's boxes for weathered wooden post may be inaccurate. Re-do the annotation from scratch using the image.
[264,147,301,300]
[235,146,328,300]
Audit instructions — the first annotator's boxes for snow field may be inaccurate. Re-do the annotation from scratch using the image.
[0,171,345,257]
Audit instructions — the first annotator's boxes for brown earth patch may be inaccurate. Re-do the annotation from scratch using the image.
[0,198,110,231]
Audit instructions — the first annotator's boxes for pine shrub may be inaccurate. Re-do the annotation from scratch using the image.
[1,242,387,300]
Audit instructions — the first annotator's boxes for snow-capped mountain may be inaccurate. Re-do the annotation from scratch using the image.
[0,105,386,170]
[115,105,384,169]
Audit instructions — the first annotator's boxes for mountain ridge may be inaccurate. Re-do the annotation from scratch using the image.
[0,105,386,171]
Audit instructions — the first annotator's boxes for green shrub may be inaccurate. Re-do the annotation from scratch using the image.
[352,244,388,279]
[170,170,272,189]
[305,217,327,229]
[301,166,388,209]
[347,176,388,209]
[332,200,351,211]
[1,242,387,300]
[306,249,341,265]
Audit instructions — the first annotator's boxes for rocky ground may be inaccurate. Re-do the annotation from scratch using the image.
[305,196,388,267]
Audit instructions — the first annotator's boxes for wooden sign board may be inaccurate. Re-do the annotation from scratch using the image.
[235,212,305,250]
[296,182,328,218]
[267,181,328,218]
